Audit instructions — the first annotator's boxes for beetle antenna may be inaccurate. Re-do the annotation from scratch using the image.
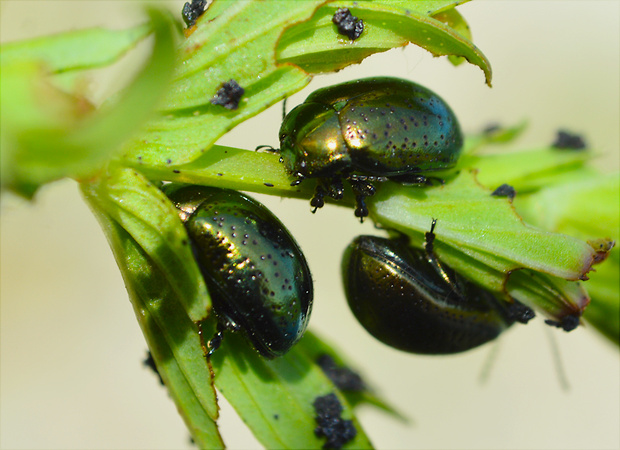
[282,98,288,120]
[424,219,453,283]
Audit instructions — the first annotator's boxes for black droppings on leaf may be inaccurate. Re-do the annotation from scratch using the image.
[491,183,516,200]
[317,354,365,392]
[552,130,587,150]
[505,300,536,324]
[211,79,245,110]
[545,314,580,332]
[313,393,357,449]
[332,8,364,40]
[264,182,275,187]
[143,351,164,386]
[182,0,207,28]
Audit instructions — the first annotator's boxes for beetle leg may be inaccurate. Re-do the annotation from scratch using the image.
[255,144,277,153]
[348,177,378,221]
[311,184,326,213]
[353,195,368,221]
[325,176,345,200]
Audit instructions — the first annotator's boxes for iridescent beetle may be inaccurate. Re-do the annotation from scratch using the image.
[277,77,463,218]
[164,185,313,358]
[342,221,535,354]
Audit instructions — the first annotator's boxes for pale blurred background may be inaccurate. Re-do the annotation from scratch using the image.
[1,1,618,449]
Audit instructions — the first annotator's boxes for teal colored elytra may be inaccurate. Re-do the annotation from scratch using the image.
[164,184,313,358]
[278,77,463,218]
[342,227,534,354]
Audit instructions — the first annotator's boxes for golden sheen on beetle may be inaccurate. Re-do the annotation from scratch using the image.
[163,184,313,358]
[278,77,463,218]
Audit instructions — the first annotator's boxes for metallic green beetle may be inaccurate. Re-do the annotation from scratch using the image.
[278,77,463,218]
[342,222,534,354]
[164,184,313,358]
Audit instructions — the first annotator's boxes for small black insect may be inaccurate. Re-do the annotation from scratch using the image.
[552,130,587,150]
[182,0,207,28]
[211,79,245,110]
[491,183,516,200]
[332,8,364,40]
[313,393,357,449]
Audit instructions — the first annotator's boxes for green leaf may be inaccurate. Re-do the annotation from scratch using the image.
[462,147,594,195]
[82,166,211,323]
[463,121,528,151]
[515,172,619,240]
[506,270,590,323]
[515,173,620,343]
[129,145,309,198]
[82,167,383,447]
[0,22,151,73]
[120,0,491,168]
[81,180,223,449]
[368,170,596,320]
[298,331,407,421]
[432,7,472,66]
[583,249,620,344]
[120,1,325,167]
[277,1,491,84]
[1,9,177,197]
[127,137,607,326]
[211,331,373,449]
[371,171,595,282]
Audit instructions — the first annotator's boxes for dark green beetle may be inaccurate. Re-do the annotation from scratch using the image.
[278,77,463,218]
[164,184,313,358]
[342,222,534,354]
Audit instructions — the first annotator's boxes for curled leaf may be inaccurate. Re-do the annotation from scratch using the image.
[1,9,177,197]
[278,1,492,84]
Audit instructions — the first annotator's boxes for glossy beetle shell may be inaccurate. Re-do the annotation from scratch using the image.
[165,185,313,358]
[342,235,515,354]
[279,77,463,179]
